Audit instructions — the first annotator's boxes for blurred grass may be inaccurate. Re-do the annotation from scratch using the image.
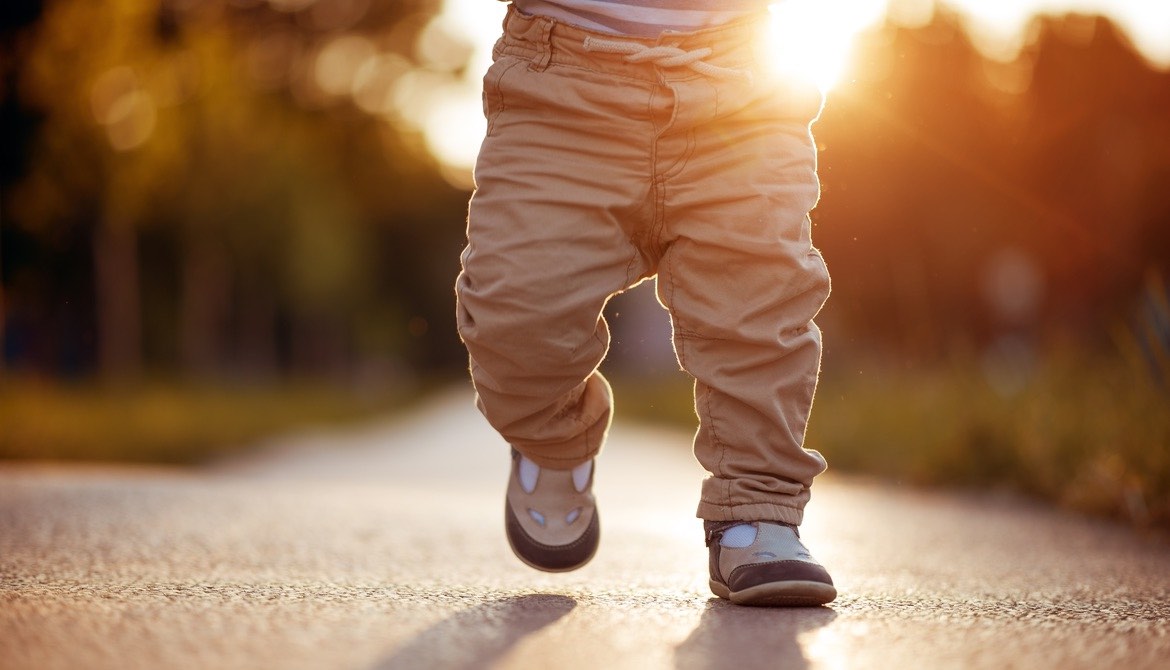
[0,378,428,464]
[6,353,1166,530]
[610,353,1170,530]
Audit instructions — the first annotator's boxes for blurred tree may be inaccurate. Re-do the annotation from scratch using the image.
[814,7,1170,365]
[9,0,1163,385]
[12,0,191,380]
[7,0,468,383]
[1,0,47,378]
[817,8,1002,358]
[1019,14,1170,333]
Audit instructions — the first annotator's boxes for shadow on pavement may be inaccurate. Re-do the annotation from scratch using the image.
[674,600,837,670]
[371,593,576,670]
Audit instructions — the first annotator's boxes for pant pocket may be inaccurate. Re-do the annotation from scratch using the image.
[482,55,525,135]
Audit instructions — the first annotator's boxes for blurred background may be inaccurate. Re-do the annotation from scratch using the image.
[1,0,1167,526]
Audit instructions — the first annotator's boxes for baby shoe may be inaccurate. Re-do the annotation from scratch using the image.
[505,448,599,572]
[705,520,836,606]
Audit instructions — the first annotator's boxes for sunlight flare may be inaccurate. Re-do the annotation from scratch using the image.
[766,0,889,92]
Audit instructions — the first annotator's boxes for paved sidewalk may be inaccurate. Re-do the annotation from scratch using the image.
[2,389,1168,669]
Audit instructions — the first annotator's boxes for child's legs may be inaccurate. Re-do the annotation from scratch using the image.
[657,89,830,525]
[458,190,637,468]
[456,18,659,468]
[457,178,642,469]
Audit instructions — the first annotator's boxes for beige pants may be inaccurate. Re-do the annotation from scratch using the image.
[456,7,831,525]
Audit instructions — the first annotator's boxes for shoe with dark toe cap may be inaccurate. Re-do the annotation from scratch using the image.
[505,448,599,572]
[706,521,837,607]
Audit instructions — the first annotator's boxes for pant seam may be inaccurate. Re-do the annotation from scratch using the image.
[663,252,683,369]
[702,380,731,500]
[660,128,697,182]
[648,86,666,256]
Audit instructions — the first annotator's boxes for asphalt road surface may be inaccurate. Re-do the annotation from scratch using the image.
[2,389,1168,669]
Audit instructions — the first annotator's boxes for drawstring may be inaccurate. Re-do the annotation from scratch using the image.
[582,36,752,82]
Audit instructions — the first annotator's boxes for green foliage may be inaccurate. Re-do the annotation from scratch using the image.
[610,351,1170,530]
[813,12,1170,359]
[13,0,186,227]
[0,378,427,464]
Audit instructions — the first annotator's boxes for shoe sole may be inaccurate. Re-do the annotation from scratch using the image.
[505,502,599,573]
[710,578,837,607]
[507,534,598,573]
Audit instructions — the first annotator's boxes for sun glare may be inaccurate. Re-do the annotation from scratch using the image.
[767,0,889,92]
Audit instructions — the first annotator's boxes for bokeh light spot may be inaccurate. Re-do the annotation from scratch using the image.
[315,35,377,98]
[416,14,475,72]
[352,53,411,115]
[91,67,157,151]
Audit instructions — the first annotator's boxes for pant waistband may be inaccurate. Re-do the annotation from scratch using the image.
[498,5,769,83]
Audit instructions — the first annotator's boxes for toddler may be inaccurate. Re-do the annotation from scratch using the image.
[455,0,835,606]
